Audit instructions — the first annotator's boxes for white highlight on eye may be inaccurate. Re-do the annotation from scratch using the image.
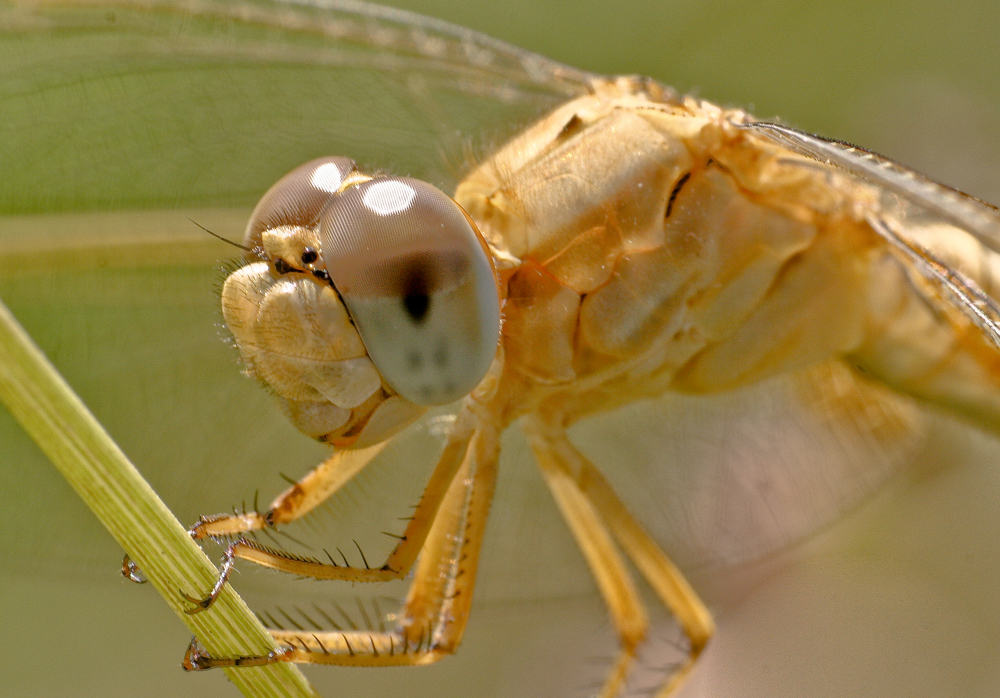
[362,179,416,216]
[311,162,346,192]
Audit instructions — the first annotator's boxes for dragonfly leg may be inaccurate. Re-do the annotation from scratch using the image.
[524,414,714,698]
[183,422,500,669]
[182,406,481,612]
[189,441,392,539]
[120,442,393,584]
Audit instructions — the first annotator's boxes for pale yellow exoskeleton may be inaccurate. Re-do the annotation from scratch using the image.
[174,61,1000,697]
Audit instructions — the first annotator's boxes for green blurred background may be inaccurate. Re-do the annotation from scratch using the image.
[1,1,999,697]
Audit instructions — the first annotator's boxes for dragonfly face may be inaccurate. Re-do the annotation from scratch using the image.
[2,1,999,697]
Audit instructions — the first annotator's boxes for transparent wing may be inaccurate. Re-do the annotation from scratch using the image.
[741,122,1000,249]
[0,0,594,219]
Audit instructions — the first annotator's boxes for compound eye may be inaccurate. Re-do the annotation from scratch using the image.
[319,177,501,406]
[244,157,357,249]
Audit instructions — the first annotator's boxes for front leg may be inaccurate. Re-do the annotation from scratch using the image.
[121,441,391,583]
[190,441,391,539]
[183,407,479,612]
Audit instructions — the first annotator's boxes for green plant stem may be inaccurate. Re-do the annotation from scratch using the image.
[0,298,317,698]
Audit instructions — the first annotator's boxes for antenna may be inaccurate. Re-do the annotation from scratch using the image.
[185,217,250,252]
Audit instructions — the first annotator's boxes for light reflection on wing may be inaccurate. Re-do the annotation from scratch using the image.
[741,122,1000,249]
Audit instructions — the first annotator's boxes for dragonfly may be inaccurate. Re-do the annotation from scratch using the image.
[2,1,1000,697]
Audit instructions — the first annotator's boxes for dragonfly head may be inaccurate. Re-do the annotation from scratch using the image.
[222,157,502,447]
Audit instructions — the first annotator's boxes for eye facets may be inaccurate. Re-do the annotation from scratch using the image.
[243,156,357,251]
[318,176,501,406]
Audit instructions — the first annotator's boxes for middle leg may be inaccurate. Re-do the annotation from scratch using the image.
[523,413,714,698]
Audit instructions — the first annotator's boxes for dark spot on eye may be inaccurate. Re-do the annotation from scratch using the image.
[301,247,318,264]
[401,262,432,323]
[273,258,294,275]
[403,293,430,322]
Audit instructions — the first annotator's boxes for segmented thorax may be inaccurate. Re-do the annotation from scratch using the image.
[456,77,883,420]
